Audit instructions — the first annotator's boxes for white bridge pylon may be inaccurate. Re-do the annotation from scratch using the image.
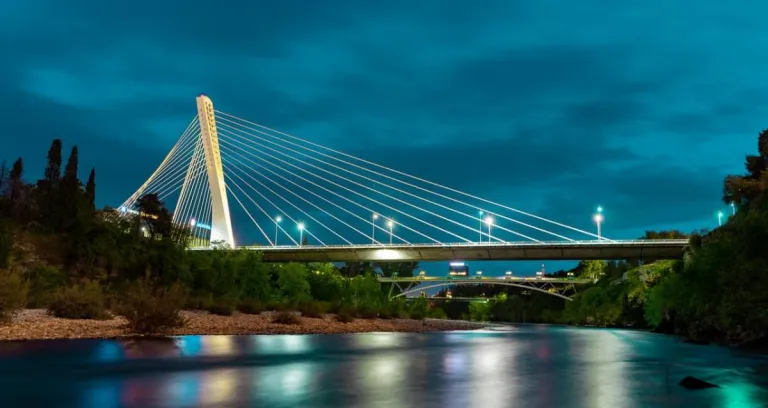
[117,96,612,249]
[195,95,235,247]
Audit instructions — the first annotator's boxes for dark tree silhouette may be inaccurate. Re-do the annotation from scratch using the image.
[9,158,23,203]
[137,193,173,239]
[85,168,96,210]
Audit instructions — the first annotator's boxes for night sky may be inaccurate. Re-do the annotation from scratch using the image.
[2,1,766,275]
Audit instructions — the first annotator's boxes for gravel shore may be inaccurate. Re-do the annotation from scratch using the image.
[0,309,483,341]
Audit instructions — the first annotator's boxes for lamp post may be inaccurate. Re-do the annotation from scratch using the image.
[372,213,378,244]
[594,206,604,239]
[298,222,305,246]
[387,219,394,245]
[274,215,282,246]
[717,211,723,227]
[730,202,735,216]
[484,215,494,243]
[478,211,484,243]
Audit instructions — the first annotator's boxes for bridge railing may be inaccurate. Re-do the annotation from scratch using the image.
[231,239,689,251]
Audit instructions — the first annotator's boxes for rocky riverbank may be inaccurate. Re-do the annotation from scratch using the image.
[0,309,484,341]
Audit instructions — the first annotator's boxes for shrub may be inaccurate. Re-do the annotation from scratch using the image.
[113,279,187,334]
[26,265,67,308]
[207,297,236,316]
[356,305,379,319]
[237,299,264,314]
[298,301,324,318]
[428,307,447,319]
[208,304,234,316]
[407,298,430,320]
[272,311,301,325]
[267,300,292,312]
[0,269,28,322]
[47,280,108,319]
[335,310,354,323]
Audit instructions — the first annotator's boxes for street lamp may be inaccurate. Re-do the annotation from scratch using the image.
[730,202,735,216]
[372,213,378,244]
[484,215,494,243]
[717,211,723,227]
[594,207,604,239]
[387,219,394,245]
[190,218,196,228]
[274,215,282,246]
[297,222,305,246]
[478,211,484,243]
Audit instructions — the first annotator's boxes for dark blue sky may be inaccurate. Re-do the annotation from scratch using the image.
[2,1,766,274]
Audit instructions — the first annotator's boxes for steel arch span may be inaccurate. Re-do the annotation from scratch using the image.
[392,281,574,301]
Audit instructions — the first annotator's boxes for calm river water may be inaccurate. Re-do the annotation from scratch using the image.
[0,325,767,407]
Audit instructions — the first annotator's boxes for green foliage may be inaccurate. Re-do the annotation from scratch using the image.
[237,299,265,314]
[0,269,28,322]
[298,301,325,318]
[113,279,187,334]
[272,311,301,325]
[277,263,311,303]
[47,280,108,320]
[580,260,607,281]
[335,309,355,323]
[306,263,345,301]
[0,221,11,269]
[407,298,430,320]
[25,265,67,307]
[468,301,492,321]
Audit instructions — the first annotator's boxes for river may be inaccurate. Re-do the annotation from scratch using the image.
[0,325,766,407]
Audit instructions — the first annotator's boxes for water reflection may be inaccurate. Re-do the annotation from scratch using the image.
[1,326,768,407]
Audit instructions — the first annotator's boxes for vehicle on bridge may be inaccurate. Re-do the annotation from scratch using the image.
[448,262,469,278]
[504,271,513,279]
[476,271,483,280]
[418,271,427,280]
[567,271,575,280]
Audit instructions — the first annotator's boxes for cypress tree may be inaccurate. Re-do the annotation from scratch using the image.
[0,160,6,194]
[9,158,23,203]
[85,168,96,210]
[39,139,63,229]
[60,146,81,230]
[44,139,62,186]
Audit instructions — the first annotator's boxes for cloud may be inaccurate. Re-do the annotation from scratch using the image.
[2,0,767,258]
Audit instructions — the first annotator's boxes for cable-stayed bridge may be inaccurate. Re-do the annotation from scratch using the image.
[115,95,687,262]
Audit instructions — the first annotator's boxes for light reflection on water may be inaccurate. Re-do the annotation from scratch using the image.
[0,327,767,407]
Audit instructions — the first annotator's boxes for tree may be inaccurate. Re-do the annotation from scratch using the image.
[137,194,173,239]
[44,140,63,186]
[9,158,23,204]
[85,168,96,210]
[580,260,607,281]
[375,261,419,278]
[38,140,63,228]
[277,263,311,303]
[60,146,81,230]
[0,160,7,194]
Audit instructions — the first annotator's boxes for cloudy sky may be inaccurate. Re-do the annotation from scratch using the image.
[2,1,766,274]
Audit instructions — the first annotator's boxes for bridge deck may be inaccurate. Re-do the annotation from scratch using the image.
[229,240,688,262]
[378,276,591,284]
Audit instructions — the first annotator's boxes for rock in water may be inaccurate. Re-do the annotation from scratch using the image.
[679,376,719,390]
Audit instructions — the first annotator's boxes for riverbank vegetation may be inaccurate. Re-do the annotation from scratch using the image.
[456,129,768,346]
[0,140,444,335]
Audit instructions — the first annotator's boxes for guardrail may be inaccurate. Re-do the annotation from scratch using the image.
[234,239,689,251]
